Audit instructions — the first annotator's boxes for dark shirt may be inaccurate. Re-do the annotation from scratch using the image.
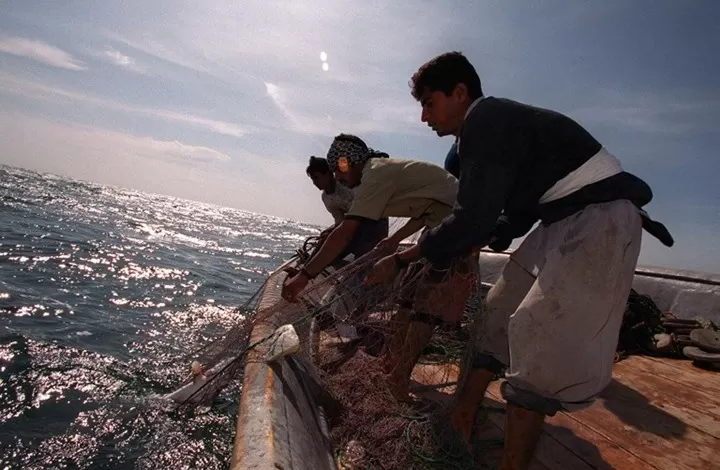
[444,141,460,178]
[419,97,673,265]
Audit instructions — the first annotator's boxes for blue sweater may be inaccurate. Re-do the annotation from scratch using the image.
[419,97,673,265]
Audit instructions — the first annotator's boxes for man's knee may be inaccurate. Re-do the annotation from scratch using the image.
[397,299,413,310]
[471,352,505,375]
[501,381,598,416]
[409,311,444,328]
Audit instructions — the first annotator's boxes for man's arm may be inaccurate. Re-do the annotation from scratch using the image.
[388,218,425,245]
[488,211,538,252]
[418,113,521,265]
[300,169,394,278]
[303,219,360,277]
[328,208,345,226]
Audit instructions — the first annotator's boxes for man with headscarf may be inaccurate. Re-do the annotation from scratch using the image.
[304,155,389,266]
[294,156,390,330]
[281,133,476,397]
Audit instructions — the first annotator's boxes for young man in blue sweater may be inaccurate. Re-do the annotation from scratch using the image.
[367,51,672,470]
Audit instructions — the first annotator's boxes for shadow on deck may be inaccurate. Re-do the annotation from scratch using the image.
[414,355,720,469]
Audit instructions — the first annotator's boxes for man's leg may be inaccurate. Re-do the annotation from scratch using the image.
[500,404,546,470]
[451,255,537,446]
[386,256,477,399]
[382,302,413,373]
[382,258,427,368]
[500,200,643,469]
[386,314,438,398]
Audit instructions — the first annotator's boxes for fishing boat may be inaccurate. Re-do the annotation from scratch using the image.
[229,248,720,470]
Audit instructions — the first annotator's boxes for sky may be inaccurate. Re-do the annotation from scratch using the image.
[1,1,718,273]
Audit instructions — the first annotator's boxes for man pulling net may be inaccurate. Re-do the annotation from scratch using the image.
[282,133,478,399]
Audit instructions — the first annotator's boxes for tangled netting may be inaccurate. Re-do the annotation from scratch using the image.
[170,231,487,469]
[170,232,716,469]
[615,289,718,362]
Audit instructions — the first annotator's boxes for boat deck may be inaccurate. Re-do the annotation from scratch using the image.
[412,355,720,470]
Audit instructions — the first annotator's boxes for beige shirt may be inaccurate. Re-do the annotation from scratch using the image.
[346,158,458,228]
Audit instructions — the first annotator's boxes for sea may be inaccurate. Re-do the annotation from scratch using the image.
[0,165,319,469]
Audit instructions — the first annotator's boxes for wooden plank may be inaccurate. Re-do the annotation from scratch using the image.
[612,359,720,438]
[542,411,652,470]
[486,382,649,470]
[411,363,459,390]
[411,363,640,469]
[412,357,720,469]
[630,355,720,398]
[481,390,597,470]
[569,379,718,470]
[484,359,720,470]
[410,362,459,403]
[490,379,651,470]
[412,362,460,386]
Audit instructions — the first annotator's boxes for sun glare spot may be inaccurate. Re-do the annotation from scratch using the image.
[320,51,327,61]
[322,62,329,72]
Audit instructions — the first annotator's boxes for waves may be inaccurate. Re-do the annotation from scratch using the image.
[0,165,312,468]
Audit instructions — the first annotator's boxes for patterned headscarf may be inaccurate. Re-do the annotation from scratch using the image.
[326,136,371,173]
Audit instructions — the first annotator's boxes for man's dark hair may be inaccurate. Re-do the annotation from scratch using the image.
[410,51,483,101]
[306,156,330,175]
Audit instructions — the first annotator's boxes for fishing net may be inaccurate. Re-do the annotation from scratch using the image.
[168,231,716,469]
[615,289,718,362]
[168,230,487,469]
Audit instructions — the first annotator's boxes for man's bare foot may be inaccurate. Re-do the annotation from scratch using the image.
[381,353,396,374]
[282,266,299,277]
[450,406,476,451]
[389,385,411,402]
[499,404,545,470]
[387,374,411,401]
[449,367,496,451]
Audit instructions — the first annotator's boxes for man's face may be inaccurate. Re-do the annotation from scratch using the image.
[334,165,362,188]
[308,171,333,191]
[419,87,465,137]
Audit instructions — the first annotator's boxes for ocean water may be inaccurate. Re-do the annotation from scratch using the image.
[0,165,318,469]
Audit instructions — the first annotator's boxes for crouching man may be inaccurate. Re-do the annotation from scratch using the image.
[305,155,388,267]
[367,51,673,469]
[282,134,476,398]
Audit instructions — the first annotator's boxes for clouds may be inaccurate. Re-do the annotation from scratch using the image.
[101,47,148,75]
[0,36,86,70]
[104,47,133,68]
[569,88,720,136]
[0,111,327,224]
[96,0,455,136]
[0,34,147,76]
[264,81,302,131]
[0,73,253,138]
[0,113,229,165]
[0,1,718,271]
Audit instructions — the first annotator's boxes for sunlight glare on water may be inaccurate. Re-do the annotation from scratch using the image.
[0,165,318,469]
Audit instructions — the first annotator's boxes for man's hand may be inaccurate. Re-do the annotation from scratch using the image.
[365,254,400,286]
[282,266,300,277]
[374,236,400,255]
[319,225,335,240]
[282,271,310,303]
